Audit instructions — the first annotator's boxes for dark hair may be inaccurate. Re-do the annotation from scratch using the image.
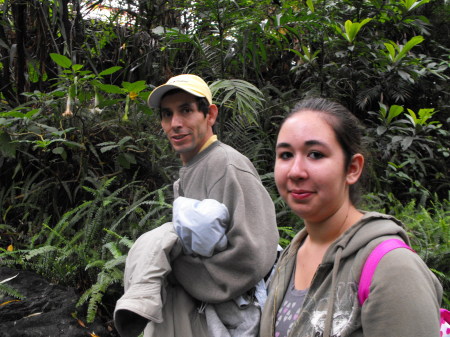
[159,89,210,118]
[282,97,368,205]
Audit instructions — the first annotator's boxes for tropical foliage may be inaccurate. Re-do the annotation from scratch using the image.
[0,0,449,329]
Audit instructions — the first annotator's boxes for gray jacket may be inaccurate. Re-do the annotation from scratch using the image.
[260,212,443,337]
[115,140,279,337]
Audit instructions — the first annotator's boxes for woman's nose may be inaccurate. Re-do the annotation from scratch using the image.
[287,156,308,180]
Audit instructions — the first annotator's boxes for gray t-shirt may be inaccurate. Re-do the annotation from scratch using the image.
[275,270,308,337]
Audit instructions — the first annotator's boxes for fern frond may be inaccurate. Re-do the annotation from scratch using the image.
[25,245,58,260]
[103,241,123,259]
[83,271,115,323]
[46,201,92,245]
[119,236,134,249]
[85,259,105,270]
[107,199,172,237]
[104,255,126,270]
[0,283,25,300]
[210,79,265,125]
[76,286,93,307]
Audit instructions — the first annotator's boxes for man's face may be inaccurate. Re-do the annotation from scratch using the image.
[160,91,216,164]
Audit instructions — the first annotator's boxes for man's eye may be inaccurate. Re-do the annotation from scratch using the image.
[181,108,191,114]
[308,151,324,159]
[161,111,172,118]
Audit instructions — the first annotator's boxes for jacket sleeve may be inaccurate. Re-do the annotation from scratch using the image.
[114,223,182,337]
[361,247,443,337]
[172,165,279,303]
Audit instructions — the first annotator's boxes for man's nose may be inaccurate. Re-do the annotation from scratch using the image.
[171,113,183,128]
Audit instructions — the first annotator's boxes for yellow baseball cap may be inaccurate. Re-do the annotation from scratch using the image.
[147,74,212,108]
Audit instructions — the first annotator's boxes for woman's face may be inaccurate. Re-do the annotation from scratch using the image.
[274,111,356,223]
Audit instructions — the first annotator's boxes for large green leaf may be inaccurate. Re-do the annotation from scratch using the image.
[401,0,431,11]
[343,18,372,43]
[94,83,124,94]
[121,81,147,93]
[50,53,72,69]
[99,66,123,76]
[395,36,424,62]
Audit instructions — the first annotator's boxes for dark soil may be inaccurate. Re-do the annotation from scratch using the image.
[0,267,116,337]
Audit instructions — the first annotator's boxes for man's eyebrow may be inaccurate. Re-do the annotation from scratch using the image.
[160,107,172,113]
[178,102,194,109]
[161,102,195,111]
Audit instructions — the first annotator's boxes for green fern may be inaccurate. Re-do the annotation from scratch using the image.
[77,230,130,323]
[210,78,265,126]
[0,273,25,300]
[0,283,25,300]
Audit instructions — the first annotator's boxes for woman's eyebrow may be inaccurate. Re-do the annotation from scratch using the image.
[305,139,327,147]
[276,140,327,149]
[275,142,291,150]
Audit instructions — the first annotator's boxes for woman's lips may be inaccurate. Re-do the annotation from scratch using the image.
[290,190,313,200]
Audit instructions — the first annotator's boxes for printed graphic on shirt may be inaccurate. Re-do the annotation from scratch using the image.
[275,287,307,337]
[284,282,360,337]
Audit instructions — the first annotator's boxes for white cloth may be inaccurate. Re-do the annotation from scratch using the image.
[173,196,229,257]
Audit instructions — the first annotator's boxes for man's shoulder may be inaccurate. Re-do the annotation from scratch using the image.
[203,142,257,173]
[207,141,251,163]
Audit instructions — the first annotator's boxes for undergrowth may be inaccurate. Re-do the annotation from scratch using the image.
[362,192,450,308]
[1,189,448,321]
[0,180,173,322]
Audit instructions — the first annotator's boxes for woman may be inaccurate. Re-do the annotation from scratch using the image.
[260,98,443,337]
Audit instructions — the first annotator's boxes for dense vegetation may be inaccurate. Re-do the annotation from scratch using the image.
[0,0,449,330]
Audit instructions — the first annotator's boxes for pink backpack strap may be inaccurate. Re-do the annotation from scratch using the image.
[358,238,413,305]
[441,308,450,337]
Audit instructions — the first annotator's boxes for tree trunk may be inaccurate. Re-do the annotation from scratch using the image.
[11,0,27,103]
[0,3,16,106]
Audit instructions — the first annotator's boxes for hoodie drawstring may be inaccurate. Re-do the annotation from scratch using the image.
[323,246,343,337]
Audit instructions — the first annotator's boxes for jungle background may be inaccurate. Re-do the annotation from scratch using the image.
[0,0,449,334]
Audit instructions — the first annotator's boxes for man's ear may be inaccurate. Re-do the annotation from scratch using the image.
[207,104,219,127]
[346,153,364,185]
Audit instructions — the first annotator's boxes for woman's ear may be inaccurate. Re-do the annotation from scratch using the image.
[207,104,219,127]
[346,153,364,185]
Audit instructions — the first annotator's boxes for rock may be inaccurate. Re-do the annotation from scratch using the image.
[0,267,114,337]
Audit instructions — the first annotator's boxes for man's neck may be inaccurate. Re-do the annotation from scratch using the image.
[199,135,218,153]
[181,135,218,165]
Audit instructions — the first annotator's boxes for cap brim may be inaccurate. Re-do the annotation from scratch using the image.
[147,84,207,108]
[147,85,179,108]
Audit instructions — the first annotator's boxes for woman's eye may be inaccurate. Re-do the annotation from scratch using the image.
[308,151,324,159]
[278,152,293,160]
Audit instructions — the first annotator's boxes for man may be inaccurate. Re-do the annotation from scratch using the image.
[114,74,279,337]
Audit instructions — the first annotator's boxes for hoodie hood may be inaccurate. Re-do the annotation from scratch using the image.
[322,211,410,264]
[285,211,410,265]
[279,211,410,337]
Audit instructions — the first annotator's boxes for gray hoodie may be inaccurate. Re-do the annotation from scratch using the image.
[172,141,279,303]
[260,211,443,337]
